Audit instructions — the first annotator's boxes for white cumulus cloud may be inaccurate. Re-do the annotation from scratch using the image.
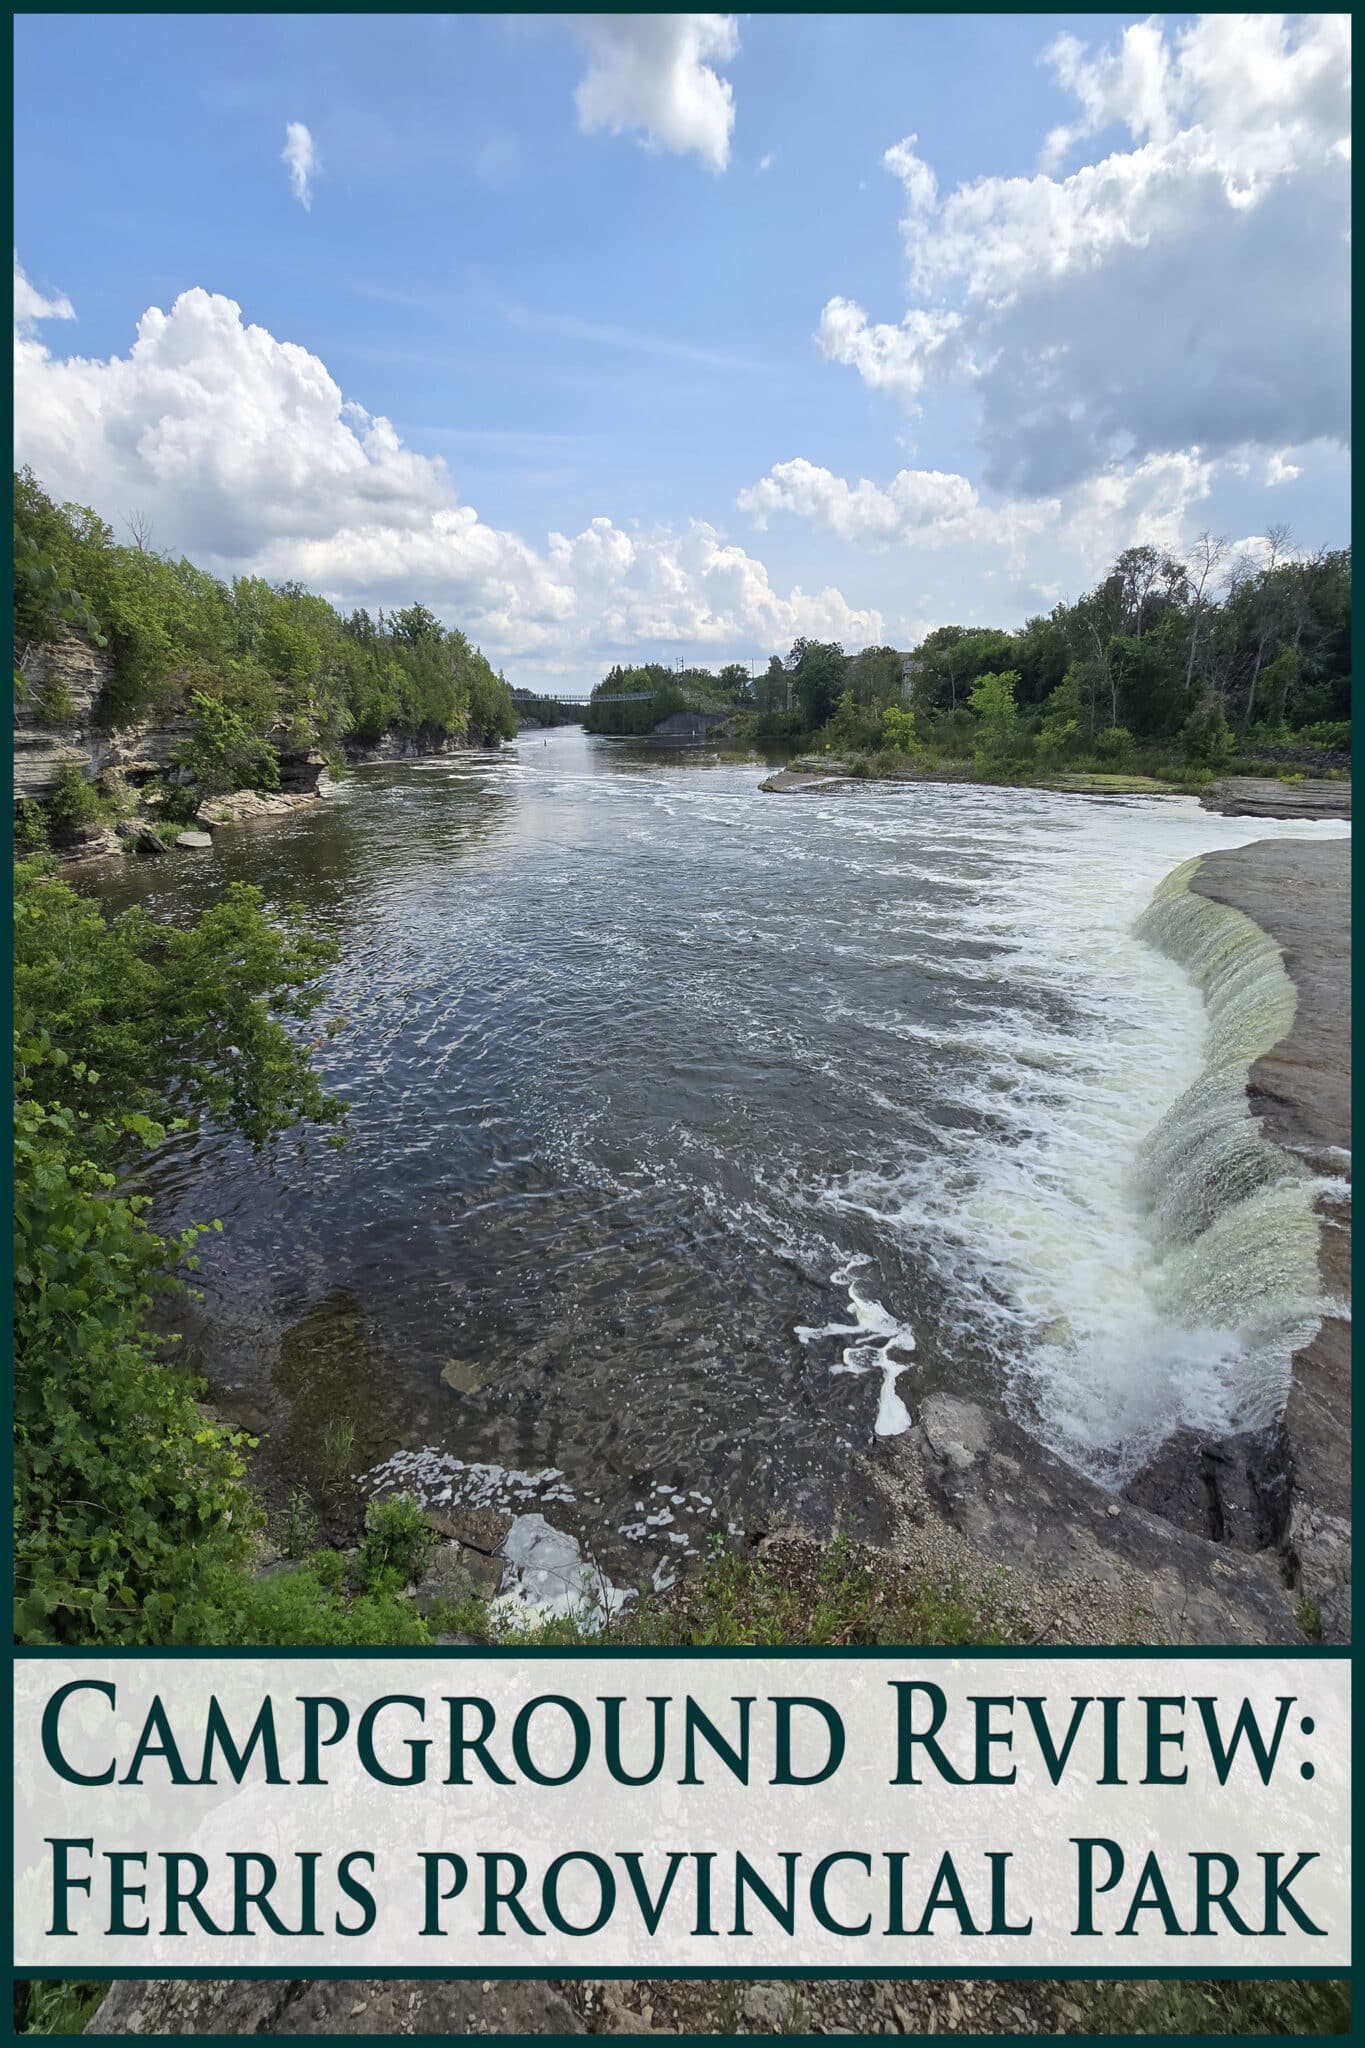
[282,121,317,209]
[815,298,962,407]
[14,253,74,329]
[821,14,1350,493]
[567,14,739,172]
[740,448,1216,585]
[13,271,879,676]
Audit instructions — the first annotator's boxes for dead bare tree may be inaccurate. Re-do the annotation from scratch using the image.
[1182,530,1228,695]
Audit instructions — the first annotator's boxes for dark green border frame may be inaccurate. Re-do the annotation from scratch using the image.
[5,1,1358,2035]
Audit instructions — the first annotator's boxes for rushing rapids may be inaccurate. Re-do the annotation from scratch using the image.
[1132,861,1335,1437]
[85,732,1349,1579]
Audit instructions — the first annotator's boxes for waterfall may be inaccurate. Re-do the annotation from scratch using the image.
[1131,857,1329,1432]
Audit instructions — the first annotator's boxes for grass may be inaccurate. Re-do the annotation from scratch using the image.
[319,1413,356,1485]
[14,1982,108,2036]
[1091,1976,1351,2035]
[444,1528,1014,1649]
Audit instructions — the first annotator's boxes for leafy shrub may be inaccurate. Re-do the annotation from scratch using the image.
[32,672,76,727]
[1093,724,1135,764]
[173,690,280,795]
[967,669,1021,765]
[13,1096,254,1644]
[13,799,48,854]
[145,780,202,825]
[283,1488,318,1559]
[1296,720,1351,751]
[357,1492,436,1589]
[14,860,345,1151]
[46,759,108,829]
[207,1562,430,1646]
[1181,695,1235,768]
[881,704,917,753]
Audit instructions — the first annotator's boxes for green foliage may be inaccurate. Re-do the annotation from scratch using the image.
[1255,645,1301,729]
[478,1529,1011,1651]
[1092,1977,1350,2036]
[584,666,688,735]
[356,1492,436,1589]
[207,1561,431,1646]
[14,861,345,1153]
[13,798,49,854]
[14,1979,110,2035]
[46,760,109,830]
[967,668,1021,765]
[31,671,76,727]
[1033,673,1084,767]
[145,780,202,826]
[282,1488,319,1559]
[12,855,370,1650]
[172,691,280,795]
[13,1093,255,1643]
[1296,720,1350,751]
[880,704,917,753]
[13,469,516,750]
[12,483,107,647]
[1093,723,1136,764]
[1181,692,1236,767]
[320,1414,357,1484]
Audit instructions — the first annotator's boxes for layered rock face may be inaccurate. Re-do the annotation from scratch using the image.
[14,628,332,809]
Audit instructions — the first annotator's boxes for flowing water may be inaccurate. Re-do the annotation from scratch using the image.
[88,731,1349,1586]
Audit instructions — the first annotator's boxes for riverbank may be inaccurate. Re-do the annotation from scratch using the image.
[761,756,1352,818]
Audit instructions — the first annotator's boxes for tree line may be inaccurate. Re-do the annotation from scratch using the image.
[581,535,1350,771]
[13,468,518,771]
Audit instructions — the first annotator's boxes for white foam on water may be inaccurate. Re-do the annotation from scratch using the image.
[795,1255,916,1436]
[492,1512,631,1627]
[806,792,1349,1480]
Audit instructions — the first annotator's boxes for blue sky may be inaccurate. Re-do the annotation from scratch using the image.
[14,12,1352,691]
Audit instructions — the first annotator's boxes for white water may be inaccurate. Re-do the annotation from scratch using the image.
[800,789,1349,1481]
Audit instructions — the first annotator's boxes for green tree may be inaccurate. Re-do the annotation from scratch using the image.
[881,704,917,753]
[967,669,1021,765]
[173,691,281,795]
[1033,673,1084,768]
[1181,691,1235,768]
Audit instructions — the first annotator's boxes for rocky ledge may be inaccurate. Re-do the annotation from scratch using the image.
[1200,775,1351,820]
[1196,840,1350,1636]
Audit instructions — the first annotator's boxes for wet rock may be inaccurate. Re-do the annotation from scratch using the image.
[1122,1422,1291,1550]
[1200,776,1351,820]
[496,1511,628,1623]
[411,1541,499,1615]
[759,769,848,794]
[175,829,214,850]
[439,1357,485,1394]
[56,821,123,861]
[423,1502,513,1554]
[911,1392,1304,1645]
[115,817,166,856]
[1190,839,1351,1639]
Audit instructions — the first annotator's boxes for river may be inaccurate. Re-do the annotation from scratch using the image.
[89,729,1350,1588]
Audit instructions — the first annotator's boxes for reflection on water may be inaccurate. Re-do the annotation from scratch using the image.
[88,728,1349,1581]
